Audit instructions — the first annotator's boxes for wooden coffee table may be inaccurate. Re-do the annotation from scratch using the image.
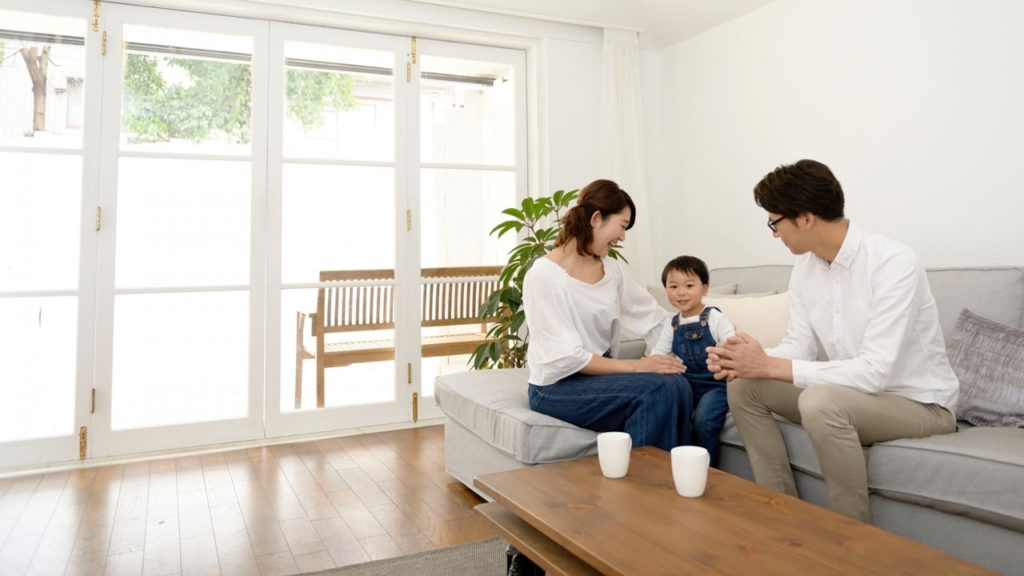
[474,446,994,575]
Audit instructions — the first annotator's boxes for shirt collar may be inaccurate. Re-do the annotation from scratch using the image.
[829,222,862,270]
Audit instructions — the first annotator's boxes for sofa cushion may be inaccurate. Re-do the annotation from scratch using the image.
[947,309,1024,427]
[722,415,1024,533]
[869,425,1024,533]
[435,368,597,465]
[704,291,790,348]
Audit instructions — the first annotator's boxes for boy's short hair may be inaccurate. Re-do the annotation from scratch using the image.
[661,256,709,286]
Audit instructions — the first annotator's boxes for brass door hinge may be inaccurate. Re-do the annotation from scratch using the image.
[411,36,417,64]
[412,392,419,423]
[101,31,107,56]
[95,206,101,231]
[79,426,88,459]
[92,0,101,32]
[91,388,96,414]
[407,362,412,384]
[406,209,412,231]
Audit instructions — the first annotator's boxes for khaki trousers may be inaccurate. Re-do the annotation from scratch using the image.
[726,379,955,523]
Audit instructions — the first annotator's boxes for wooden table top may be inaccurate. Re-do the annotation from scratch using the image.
[474,446,995,576]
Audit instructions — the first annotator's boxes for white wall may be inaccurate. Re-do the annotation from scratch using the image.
[541,37,603,194]
[652,0,1024,269]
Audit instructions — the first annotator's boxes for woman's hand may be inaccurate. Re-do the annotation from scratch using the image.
[632,354,686,375]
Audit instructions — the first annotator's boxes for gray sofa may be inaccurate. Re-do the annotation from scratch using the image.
[435,265,1024,574]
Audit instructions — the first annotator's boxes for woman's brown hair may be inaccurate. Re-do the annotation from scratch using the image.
[555,179,636,258]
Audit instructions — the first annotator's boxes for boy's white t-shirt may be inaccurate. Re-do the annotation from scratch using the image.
[649,306,736,357]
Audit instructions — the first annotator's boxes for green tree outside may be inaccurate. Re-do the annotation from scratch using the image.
[122,54,357,144]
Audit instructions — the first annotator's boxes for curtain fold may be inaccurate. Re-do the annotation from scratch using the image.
[601,28,655,291]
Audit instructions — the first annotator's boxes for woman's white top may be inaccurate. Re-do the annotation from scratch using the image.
[649,307,736,357]
[523,257,667,385]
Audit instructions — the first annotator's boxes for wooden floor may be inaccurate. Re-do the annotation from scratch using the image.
[0,425,494,576]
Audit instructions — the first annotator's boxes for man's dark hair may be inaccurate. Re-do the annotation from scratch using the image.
[754,159,845,221]
[661,255,709,286]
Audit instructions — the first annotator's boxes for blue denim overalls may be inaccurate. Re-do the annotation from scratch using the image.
[672,306,729,467]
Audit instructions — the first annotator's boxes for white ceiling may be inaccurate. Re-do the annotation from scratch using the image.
[639,0,777,48]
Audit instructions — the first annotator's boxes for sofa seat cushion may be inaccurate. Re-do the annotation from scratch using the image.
[723,415,1024,533]
[435,368,597,465]
[869,425,1024,533]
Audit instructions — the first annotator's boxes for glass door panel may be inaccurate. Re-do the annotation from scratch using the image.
[111,292,248,429]
[93,6,265,457]
[415,42,525,419]
[271,27,407,432]
[0,4,91,468]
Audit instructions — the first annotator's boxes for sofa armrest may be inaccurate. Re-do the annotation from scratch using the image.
[619,338,646,360]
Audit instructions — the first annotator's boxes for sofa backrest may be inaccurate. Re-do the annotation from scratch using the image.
[709,265,1024,343]
[925,267,1024,337]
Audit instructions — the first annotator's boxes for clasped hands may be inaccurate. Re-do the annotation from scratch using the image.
[706,332,772,382]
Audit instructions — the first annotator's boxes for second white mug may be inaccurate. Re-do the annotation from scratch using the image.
[671,445,710,497]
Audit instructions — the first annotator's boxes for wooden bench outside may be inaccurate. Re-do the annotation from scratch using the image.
[295,266,503,408]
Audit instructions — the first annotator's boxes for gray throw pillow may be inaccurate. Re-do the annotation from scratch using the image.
[947,309,1024,428]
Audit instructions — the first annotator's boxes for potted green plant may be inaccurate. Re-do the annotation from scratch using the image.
[470,188,625,369]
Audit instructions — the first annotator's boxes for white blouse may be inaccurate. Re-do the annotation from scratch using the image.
[523,257,667,385]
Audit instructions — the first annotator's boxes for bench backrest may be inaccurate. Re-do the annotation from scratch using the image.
[316,266,503,335]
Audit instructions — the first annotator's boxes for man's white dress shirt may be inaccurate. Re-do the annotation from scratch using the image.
[767,224,959,411]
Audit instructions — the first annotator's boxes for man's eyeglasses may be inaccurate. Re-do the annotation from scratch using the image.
[767,215,786,233]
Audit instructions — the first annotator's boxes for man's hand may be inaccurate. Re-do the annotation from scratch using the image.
[707,332,786,382]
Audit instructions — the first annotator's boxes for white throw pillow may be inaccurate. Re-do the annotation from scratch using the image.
[704,292,790,347]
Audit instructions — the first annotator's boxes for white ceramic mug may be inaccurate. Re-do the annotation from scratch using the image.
[597,432,632,478]
[671,445,710,497]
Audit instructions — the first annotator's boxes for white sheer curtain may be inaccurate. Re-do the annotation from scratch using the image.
[601,28,656,289]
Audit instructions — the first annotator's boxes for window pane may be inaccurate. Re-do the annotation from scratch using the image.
[116,158,250,288]
[121,25,253,154]
[281,288,395,411]
[0,153,81,291]
[111,292,248,429]
[420,55,515,165]
[281,164,394,283]
[420,169,515,268]
[283,41,394,161]
[0,10,86,149]
[0,297,76,442]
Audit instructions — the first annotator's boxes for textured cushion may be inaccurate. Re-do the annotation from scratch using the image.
[947,309,1024,427]
[704,291,790,347]
[434,368,597,465]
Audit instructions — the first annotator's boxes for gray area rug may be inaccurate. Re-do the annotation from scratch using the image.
[295,537,507,576]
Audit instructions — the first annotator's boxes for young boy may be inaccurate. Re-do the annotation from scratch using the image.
[650,255,736,467]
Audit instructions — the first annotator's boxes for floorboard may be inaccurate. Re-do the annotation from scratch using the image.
[0,424,489,575]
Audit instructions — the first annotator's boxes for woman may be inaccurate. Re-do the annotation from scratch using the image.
[524,179,693,450]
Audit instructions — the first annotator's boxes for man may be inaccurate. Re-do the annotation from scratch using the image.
[707,159,958,523]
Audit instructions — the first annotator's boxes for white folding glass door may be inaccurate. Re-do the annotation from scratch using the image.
[266,24,411,436]
[412,40,526,420]
[90,5,266,457]
[0,0,100,468]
